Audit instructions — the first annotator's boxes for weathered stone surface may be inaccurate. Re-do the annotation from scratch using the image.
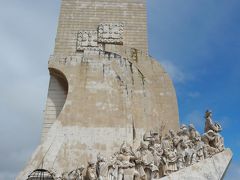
[158,149,232,180]
[41,0,179,142]
[17,0,180,179]
[54,0,149,55]
[18,50,179,179]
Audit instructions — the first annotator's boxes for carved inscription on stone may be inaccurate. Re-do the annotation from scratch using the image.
[98,23,124,44]
[76,31,98,51]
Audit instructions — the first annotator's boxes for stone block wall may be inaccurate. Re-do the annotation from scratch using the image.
[54,0,148,55]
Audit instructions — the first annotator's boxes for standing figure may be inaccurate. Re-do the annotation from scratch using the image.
[189,124,201,144]
[86,161,97,180]
[162,147,178,176]
[203,110,225,155]
[108,154,119,180]
[169,129,185,170]
[96,154,109,180]
[135,141,158,180]
[68,166,85,180]
[202,130,224,156]
[204,110,222,133]
[177,125,194,166]
[143,130,160,152]
[61,172,69,180]
[195,143,205,162]
[161,134,178,176]
[116,142,138,180]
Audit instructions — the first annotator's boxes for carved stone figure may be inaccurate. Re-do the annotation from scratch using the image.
[130,48,138,61]
[189,124,201,144]
[162,147,178,176]
[168,129,186,170]
[195,142,205,162]
[202,130,224,155]
[67,167,85,180]
[169,129,180,149]
[107,154,118,180]
[162,134,173,151]
[115,142,138,180]
[61,172,69,180]
[204,110,222,133]
[176,153,185,170]
[143,131,160,144]
[152,143,164,167]
[96,154,109,180]
[31,110,227,179]
[178,125,190,143]
[86,161,97,180]
[135,141,158,180]
[177,125,196,166]
[135,142,148,179]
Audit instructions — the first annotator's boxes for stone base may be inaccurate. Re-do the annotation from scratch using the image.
[158,149,232,180]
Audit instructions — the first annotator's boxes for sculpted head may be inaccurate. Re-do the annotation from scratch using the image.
[205,110,212,118]
[120,141,132,155]
[163,133,172,142]
[189,124,196,131]
[180,124,189,135]
[169,129,176,137]
[139,141,148,150]
[97,153,105,162]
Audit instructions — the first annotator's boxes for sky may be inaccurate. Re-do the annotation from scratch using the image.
[0,0,239,179]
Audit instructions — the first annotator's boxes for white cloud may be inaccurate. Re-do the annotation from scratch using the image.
[188,91,200,98]
[160,60,186,83]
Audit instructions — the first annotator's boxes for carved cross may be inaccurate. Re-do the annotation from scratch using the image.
[76,31,98,51]
[98,23,124,44]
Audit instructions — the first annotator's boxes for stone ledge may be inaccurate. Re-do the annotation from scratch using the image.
[157,149,232,180]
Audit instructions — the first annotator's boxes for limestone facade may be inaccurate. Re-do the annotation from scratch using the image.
[54,0,148,55]
[18,0,179,179]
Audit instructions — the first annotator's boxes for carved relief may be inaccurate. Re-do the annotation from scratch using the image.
[28,110,226,179]
[76,23,124,52]
[98,23,124,44]
[76,31,98,51]
[130,48,138,62]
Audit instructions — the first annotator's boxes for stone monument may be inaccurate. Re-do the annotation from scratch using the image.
[18,0,232,180]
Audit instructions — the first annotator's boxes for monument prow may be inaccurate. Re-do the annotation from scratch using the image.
[158,149,232,180]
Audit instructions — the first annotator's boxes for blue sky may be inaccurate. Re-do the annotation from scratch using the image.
[0,0,239,179]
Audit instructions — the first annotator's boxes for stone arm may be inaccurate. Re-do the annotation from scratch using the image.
[205,117,222,133]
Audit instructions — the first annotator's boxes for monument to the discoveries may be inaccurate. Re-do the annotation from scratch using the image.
[18,0,232,179]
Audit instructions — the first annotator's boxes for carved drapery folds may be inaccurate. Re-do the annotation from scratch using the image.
[76,23,124,52]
